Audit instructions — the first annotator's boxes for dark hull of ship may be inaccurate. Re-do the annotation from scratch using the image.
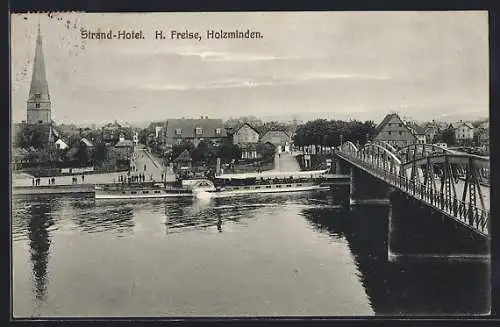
[199,182,330,198]
[94,187,192,199]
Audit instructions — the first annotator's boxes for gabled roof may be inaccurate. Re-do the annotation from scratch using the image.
[174,149,192,162]
[234,122,260,135]
[80,138,94,147]
[166,118,227,138]
[262,130,290,138]
[115,139,134,147]
[406,122,426,135]
[453,122,474,130]
[375,113,419,140]
[55,138,68,145]
[375,113,400,133]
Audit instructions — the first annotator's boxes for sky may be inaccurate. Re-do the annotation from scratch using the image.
[11,11,489,125]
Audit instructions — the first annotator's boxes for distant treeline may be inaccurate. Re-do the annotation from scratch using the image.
[292,119,377,147]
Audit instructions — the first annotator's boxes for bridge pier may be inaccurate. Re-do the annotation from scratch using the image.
[334,156,351,175]
[388,190,490,261]
[350,167,391,205]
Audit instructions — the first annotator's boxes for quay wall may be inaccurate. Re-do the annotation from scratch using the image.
[12,185,95,196]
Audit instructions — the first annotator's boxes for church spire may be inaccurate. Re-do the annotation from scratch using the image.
[27,23,51,125]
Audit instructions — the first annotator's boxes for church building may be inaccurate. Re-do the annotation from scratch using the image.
[25,25,54,146]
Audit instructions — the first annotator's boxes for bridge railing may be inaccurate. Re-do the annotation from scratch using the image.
[338,149,490,237]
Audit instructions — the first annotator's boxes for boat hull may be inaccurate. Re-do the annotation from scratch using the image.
[203,183,330,198]
[94,187,193,200]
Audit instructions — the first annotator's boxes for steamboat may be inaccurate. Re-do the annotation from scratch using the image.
[94,181,193,199]
[189,169,331,198]
[93,170,331,200]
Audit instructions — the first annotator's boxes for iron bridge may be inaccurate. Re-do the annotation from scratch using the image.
[336,141,490,238]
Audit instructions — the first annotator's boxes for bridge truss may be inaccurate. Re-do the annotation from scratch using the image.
[338,141,490,238]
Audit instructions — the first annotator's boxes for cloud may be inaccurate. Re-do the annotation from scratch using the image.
[297,72,391,81]
[140,71,391,92]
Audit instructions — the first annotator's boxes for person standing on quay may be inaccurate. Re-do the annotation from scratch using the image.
[82,174,85,183]
[32,178,35,186]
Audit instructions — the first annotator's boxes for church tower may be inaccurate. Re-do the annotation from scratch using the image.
[27,24,51,125]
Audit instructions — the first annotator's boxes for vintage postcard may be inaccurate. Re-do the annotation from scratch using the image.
[11,11,490,318]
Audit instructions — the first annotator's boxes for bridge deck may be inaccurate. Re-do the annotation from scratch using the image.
[337,151,490,238]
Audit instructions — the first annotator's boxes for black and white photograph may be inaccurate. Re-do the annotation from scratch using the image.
[11,11,490,317]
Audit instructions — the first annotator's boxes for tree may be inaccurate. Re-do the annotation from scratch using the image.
[191,140,213,164]
[292,119,376,147]
[170,141,195,162]
[218,143,242,163]
[256,142,276,161]
[439,128,457,146]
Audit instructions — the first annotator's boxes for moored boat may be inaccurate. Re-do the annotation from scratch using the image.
[190,170,331,198]
[94,181,193,199]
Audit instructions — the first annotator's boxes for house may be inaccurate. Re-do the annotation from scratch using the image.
[476,121,489,149]
[164,117,227,147]
[55,138,69,150]
[80,137,94,148]
[240,143,261,160]
[405,123,426,144]
[114,138,134,162]
[155,126,163,139]
[260,130,292,153]
[453,121,474,144]
[232,123,260,145]
[173,149,192,175]
[133,132,139,146]
[423,124,440,144]
[373,113,418,148]
[231,123,261,159]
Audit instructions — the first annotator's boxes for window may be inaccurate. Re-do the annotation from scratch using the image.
[297,184,303,186]
[131,191,137,194]
[143,191,149,194]
[175,128,182,135]
[215,128,221,135]
[154,190,161,194]
[38,120,43,124]
[35,103,40,108]
[388,131,392,135]
[399,123,402,127]
[399,131,402,135]
[266,186,272,189]
[195,127,203,135]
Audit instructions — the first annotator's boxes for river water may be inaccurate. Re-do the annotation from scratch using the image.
[12,191,490,317]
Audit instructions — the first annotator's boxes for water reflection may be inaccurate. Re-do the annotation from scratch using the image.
[300,205,490,315]
[217,215,223,233]
[162,195,298,234]
[24,199,59,302]
[71,198,134,235]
